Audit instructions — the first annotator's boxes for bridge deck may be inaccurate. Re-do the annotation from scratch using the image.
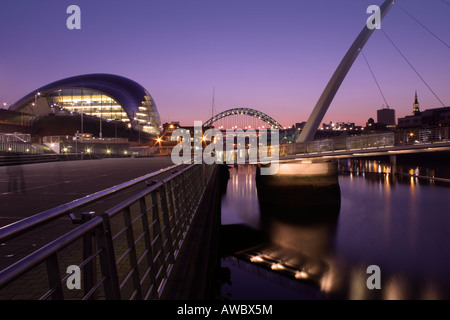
[280,141,450,160]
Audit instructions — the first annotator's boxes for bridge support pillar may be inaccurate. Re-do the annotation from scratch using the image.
[255,159,340,217]
[390,154,396,166]
[390,154,397,183]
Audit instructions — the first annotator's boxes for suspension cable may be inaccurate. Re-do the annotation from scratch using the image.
[381,29,446,107]
[439,0,450,7]
[361,50,390,107]
[397,3,450,49]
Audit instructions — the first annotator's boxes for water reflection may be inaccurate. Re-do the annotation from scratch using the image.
[220,162,450,300]
[220,164,339,299]
[221,165,261,229]
[339,157,450,187]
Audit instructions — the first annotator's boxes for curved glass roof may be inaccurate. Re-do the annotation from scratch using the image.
[9,73,161,135]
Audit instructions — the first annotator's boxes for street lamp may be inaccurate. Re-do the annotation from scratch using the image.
[88,99,102,139]
[79,101,84,136]
[99,116,102,139]
[114,118,120,140]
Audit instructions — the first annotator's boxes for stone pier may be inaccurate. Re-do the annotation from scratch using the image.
[255,159,341,216]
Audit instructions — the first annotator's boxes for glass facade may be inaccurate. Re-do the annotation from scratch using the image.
[46,88,160,135]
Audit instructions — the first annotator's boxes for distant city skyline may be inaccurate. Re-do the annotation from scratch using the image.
[1,0,449,128]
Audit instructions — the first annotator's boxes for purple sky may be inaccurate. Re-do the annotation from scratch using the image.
[0,0,449,127]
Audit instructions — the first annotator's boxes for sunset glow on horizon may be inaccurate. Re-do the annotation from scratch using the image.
[1,0,449,128]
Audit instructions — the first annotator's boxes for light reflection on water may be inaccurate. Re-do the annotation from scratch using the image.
[220,161,450,300]
[221,165,261,229]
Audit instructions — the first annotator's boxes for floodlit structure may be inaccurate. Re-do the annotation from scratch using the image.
[9,73,161,136]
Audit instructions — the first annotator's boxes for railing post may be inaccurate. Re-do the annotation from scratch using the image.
[161,180,178,257]
[122,206,143,299]
[158,186,175,265]
[96,213,121,300]
[79,212,97,299]
[149,190,169,297]
[45,253,63,300]
[138,197,158,299]
[172,172,188,240]
[183,167,195,224]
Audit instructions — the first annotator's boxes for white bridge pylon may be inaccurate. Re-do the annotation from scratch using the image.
[297,0,398,143]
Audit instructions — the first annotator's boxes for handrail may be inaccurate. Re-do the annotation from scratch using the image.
[0,162,185,242]
[101,165,194,220]
[0,161,217,300]
[0,216,104,289]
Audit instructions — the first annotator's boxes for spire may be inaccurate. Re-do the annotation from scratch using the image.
[413,90,420,115]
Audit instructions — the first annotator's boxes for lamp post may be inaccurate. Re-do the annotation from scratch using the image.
[99,116,102,139]
[79,101,84,161]
[93,100,102,139]
[80,102,84,136]
[114,118,119,140]
[31,92,41,116]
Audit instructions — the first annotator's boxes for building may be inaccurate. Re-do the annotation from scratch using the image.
[397,107,450,128]
[8,73,161,136]
[364,117,389,133]
[377,107,396,126]
[161,122,181,142]
[294,122,307,130]
[160,121,214,143]
[412,90,420,115]
[321,121,362,132]
[397,91,450,128]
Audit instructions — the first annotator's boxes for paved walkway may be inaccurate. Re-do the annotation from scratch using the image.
[0,158,222,300]
[0,157,176,277]
[0,156,174,227]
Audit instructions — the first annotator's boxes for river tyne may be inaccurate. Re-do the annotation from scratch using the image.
[218,153,450,300]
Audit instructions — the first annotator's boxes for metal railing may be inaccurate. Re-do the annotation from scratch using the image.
[0,162,217,300]
[0,133,32,143]
[43,136,129,144]
[394,126,450,145]
[280,132,396,156]
[280,127,450,156]
[0,142,45,155]
[0,132,47,154]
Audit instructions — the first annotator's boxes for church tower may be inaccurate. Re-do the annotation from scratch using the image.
[412,90,420,115]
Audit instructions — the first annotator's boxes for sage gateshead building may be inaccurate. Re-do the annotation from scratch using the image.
[9,73,161,136]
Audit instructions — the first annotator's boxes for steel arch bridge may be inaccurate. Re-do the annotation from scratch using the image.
[203,107,283,129]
